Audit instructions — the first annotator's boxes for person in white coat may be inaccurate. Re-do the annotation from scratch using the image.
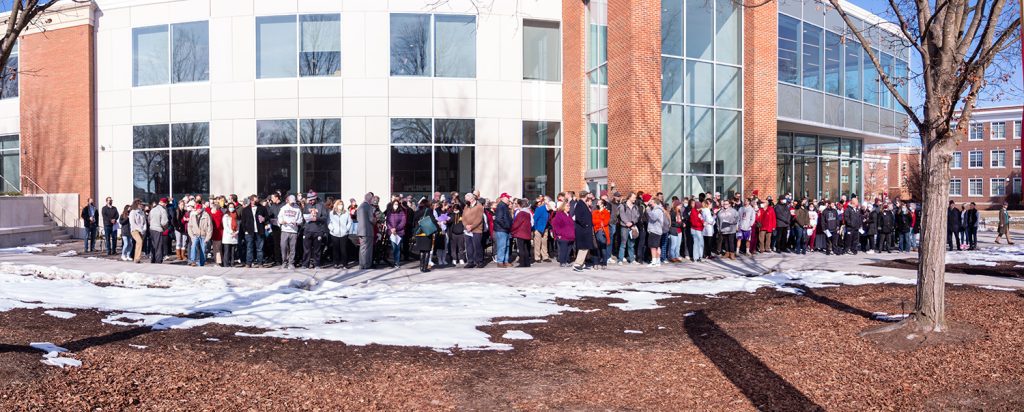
[221,205,239,268]
[328,199,353,269]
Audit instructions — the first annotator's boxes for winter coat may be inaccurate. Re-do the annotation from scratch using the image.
[148,205,170,233]
[187,210,213,243]
[794,209,810,228]
[329,210,353,238]
[511,209,533,240]
[533,205,549,232]
[947,208,962,231]
[759,207,777,232]
[879,210,895,234]
[239,204,269,236]
[866,210,879,236]
[387,209,408,237]
[221,213,239,245]
[773,203,791,228]
[551,211,575,242]
[462,204,485,234]
[572,201,595,249]
[647,206,666,235]
[493,202,513,233]
[717,207,739,235]
[670,209,685,234]
[689,208,704,232]
[618,203,640,227]
[208,208,224,241]
[844,207,863,230]
[822,208,840,232]
[700,208,716,237]
[738,206,755,231]
[965,209,979,228]
[278,203,304,234]
[608,200,621,226]
[896,210,912,234]
[592,209,611,243]
[356,201,375,237]
[81,204,99,228]
[101,205,119,228]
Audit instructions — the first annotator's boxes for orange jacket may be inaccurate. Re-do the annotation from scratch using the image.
[592,209,610,243]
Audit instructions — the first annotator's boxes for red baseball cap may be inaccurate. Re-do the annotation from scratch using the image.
[159,197,168,204]
[499,192,511,199]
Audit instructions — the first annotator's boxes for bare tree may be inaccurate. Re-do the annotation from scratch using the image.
[825,0,1020,337]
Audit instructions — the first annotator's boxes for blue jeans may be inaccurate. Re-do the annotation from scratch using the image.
[391,239,401,265]
[668,233,682,259]
[85,226,97,251]
[245,232,264,264]
[190,238,207,266]
[791,227,806,253]
[104,226,116,254]
[899,232,912,252]
[606,225,617,260]
[121,235,133,260]
[494,231,510,263]
[660,232,670,262]
[691,229,705,261]
[618,227,636,263]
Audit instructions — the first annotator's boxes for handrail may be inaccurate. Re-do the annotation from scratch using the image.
[19,175,81,233]
[0,172,18,193]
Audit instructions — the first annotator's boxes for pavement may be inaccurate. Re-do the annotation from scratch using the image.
[1,230,1022,290]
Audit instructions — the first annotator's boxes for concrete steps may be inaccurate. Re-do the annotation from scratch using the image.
[42,214,72,242]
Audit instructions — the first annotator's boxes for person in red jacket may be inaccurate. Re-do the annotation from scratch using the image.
[757,201,776,253]
[510,199,533,268]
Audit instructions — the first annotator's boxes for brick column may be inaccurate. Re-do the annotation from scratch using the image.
[20,24,96,207]
[562,0,588,192]
[743,2,779,198]
[606,0,662,195]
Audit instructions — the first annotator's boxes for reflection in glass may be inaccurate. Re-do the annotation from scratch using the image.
[435,15,476,78]
[690,175,714,196]
[685,0,714,60]
[777,14,800,84]
[300,14,341,77]
[0,135,19,192]
[820,157,840,200]
[844,41,862,99]
[171,21,209,83]
[172,122,210,147]
[794,134,816,155]
[714,109,741,175]
[301,146,341,198]
[863,48,880,105]
[523,147,561,199]
[435,119,475,144]
[715,0,741,65]
[257,120,298,145]
[257,147,297,196]
[523,20,561,81]
[818,136,839,156]
[661,104,684,173]
[300,118,341,144]
[795,155,817,199]
[134,125,169,149]
[824,31,842,95]
[133,25,169,86]
[777,132,793,153]
[685,106,713,174]
[391,118,432,144]
[662,57,683,103]
[802,24,822,90]
[588,121,608,169]
[257,15,298,79]
[777,154,793,196]
[435,146,474,194]
[686,60,713,106]
[390,145,431,198]
[390,14,431,76]
[0,54,17,99]
[523,121,561,146]
[171,148,209,199]
[880,53,893,109]
[134,151,169,203]
[714,64,740,108]
[661,0,683,56]
[718,176,742,200]
[662,174,684,200]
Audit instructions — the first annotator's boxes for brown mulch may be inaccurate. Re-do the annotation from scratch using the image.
[866,258,1024,279]
[1,284,1023,411]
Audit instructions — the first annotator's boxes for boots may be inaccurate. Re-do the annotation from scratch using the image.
[419,254,431,273]
[176,249,184,261]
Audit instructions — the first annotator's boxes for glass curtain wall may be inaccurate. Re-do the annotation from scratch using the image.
[586,0,608,172]
[661,0,743,199]
[776,132,863,200]
[133,21,209,86]
[257,14,341,79]
[390,14,476,78]
[523,121,562,198]
[132,123,210,203]
[256,119,342,199]
[390,118,475,199]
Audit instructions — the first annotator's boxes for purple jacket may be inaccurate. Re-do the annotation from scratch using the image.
[551,211,575,242]
[387,209,407,236]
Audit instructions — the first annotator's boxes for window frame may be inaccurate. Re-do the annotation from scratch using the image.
[991,121,1005,140]
[990,178,1006,196]
[255,118,343,197]
[131,122,211,202]
[0,134,19,192]
[1014,149,1021,168]
[257,13,342,79]
[967,178,983,197]
[389,118,476,196]
[951,151,962,169]
[968,123,984,141]
[967,150,983,169]
[0,41,18,99]
[389,13,477,78]
[522,120,563,198]
[949,178,961,197]
[132,20,210,87]
[990,149,1005,168]
[522,19,562,82]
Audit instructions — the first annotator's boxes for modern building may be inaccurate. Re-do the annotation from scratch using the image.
[947,105,1023,209]
[0,0,909,221]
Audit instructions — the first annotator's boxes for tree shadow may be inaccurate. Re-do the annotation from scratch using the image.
[684,311,824,412]
[794,285,876,320]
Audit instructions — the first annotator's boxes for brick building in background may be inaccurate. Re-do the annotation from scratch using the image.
[864,146,921,201]
[0,0,910,225]
[949,105,1023,209]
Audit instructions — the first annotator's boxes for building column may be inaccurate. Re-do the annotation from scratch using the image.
[743,2,779,198]
[606,0,662,195]
[562,0,588,192]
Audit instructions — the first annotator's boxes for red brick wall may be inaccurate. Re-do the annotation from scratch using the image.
[949,120,1023,209]
[20,25,95,208]
[742,3,778,198]
[606,0,661,194]
[562,0,587,192]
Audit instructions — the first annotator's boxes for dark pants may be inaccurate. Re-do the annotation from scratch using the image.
[103,226,115,254]
[466,233,483,266]
[302,233,323,267]
[845,229,861,254]
[270,226,282,264]
[703,236,714,258]
[824,231,840,255]
[773,227,789,252]
[449,233,466,262]
[222,244,235,267]
[514,238,531,267]
[358,236,373,269]
[85,226,98,252]
[947,229,961,250]
[330,235,348,267]
[723,233,737,254]
[879,232,892,252]
[966,227,978,249]
[557,239,573,264]
[245,232,264,265]
[149,230,166,263]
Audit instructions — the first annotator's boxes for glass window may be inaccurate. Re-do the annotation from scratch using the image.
[778,14,800,84]
[1,42,18,99]
[968,178,983,196]
[390,118,475,196]
[523,20,560,81]
[949,179,961,196]
[133,26,169,86]
[662,57,683,103]
[257,120,299,145]
[844,40,861,100]
[257,147,298,196]
[894,59,908,103]
[863,48,880,105]
[301,146,341,198]
[777,133,793,153]
[879,53,893,109]
[714,64,741,108]
[661,0,683,56]
[820,157,840,200]
[685,60,713,105]
[685,0,714,60]
[795,155,817,199]
[300,14,342,77]
[824,31,842,95]
[435,146,474,194]
[171,148,209,200]
[1015,121,1021,139]
[523,121,561,146]
[1014,149,1021,167]
[662,105,684,173]
[968,150,983,168]
[0,135,19,192]
[588,121,608,169]
[133,151,169,203]
[391,118,432,144]
[1014,178,1022,195]
[991,122,1005,139]
[991,179,1006,196]
[523,121,562,198]
[685,106,713,174]
[951,151,962,169]
[777,154,793,196]
[434,15,476,78]
[435,119,475,144]
[969,123,983,140]
[818,136,839,156]
[391,146,432,198]
[257,16,298,79]
[171,122,209,147]
[715,109,741,175]
[801,24,822,90]
[133,125,170,149]
[794,134,816,155]
[300,118,341,144]
[171,21,210,83]
[991,149,1005,167]
[714,0,741,65]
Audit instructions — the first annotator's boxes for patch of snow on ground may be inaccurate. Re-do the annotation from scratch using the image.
[0,264,916,350]
[30,342,81,368]
[979,285,1016,291]
[501,330,532,340]
[128,344,148,349]
[0,246,42,254]
[56,251,78,257]
[945,244,1024,267]
[43,310,76,319]
[871,312,910,322]
[624,330,643,334]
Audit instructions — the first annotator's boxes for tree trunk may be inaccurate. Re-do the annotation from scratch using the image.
[912,128,951,332]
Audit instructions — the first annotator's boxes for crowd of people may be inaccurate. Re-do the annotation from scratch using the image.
[77,188,1015,272]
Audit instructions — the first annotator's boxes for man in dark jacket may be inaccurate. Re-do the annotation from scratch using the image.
[864,204,878,252]
[964,202,979,250]
[773,199,791,253]
[356,192,376,269]
[572,192,595,272]
[493,193,514,267]
[239,195,269,267]
[101,197,120,255]
[844,200,863,255]
[81,198,99,253]
[878,204,895,253]
[821,202,841,255]
[946,200,962,251]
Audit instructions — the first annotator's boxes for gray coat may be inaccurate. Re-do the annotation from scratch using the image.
[148,205,169,232]
[356,201,375,237]
[647,206,665,235]
[717,207,739,235]
[618,203,639,227]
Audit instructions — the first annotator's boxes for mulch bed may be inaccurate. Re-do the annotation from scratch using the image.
[1,284,1023,410]
[866,258,1024,279]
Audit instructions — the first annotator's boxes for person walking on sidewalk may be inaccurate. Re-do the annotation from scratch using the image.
[995,202,1015,245]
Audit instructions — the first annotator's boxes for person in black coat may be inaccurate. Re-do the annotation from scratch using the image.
[864,204,879,252]
[239,195,270,267]
[101,197,120,255]
[821,202,841,255]
[412,199,439,272]
[843,201,863,255]
[946,200,962,251]
[572,193,595,272]
[81,198,99,253]
[878,205,895,253]
[964,202,979,250]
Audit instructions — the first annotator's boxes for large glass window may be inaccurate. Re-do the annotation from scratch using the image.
[0,134,19,192]
[390,14,476,78]
[776,132,863,199]
[714,0,741,65]
[661,0,683,57]
[778,14,800,84]
[1,42,18,99]
[894,58,909,103]
[132,123,210,202]
[523,20,561,81]
[390,118,475,198]
[968,178,983,196]
[844,40,861,100]
[824,31,842,95]
[523,121,562,198]
[133,22,209,86]
[588,119,608,169]
[685,106,713,174]
[879,52,893,109]
[258,14,341,79]
[801,24,823,90]
[587,0,608,172]
[256,119,342,198]
[863,48,880,105]
[685,0,714,60]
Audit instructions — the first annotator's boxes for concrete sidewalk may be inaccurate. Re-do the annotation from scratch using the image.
[2,232,1022,290]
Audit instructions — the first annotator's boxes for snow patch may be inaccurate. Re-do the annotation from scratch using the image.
[946,244,1024,267]
[30,342,80,368]
[501,330,532,340]
[56,251,78,257]
[43,310,76,319]
[978,285,1016,291]
[128,344,148,350]
[624,330,643,334]
[871,312,910,322]
[0,246,42,254]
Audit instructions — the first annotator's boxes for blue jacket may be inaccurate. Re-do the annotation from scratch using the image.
[532,206,549,232]
[494,202,512,232]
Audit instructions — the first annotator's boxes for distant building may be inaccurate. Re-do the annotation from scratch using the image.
[950,105,1022,209]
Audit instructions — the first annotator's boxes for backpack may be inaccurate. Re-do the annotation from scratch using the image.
[417,214,438,236]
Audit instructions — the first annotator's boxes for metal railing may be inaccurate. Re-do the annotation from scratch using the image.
[19,175,81,232]
[0,172,18,193]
